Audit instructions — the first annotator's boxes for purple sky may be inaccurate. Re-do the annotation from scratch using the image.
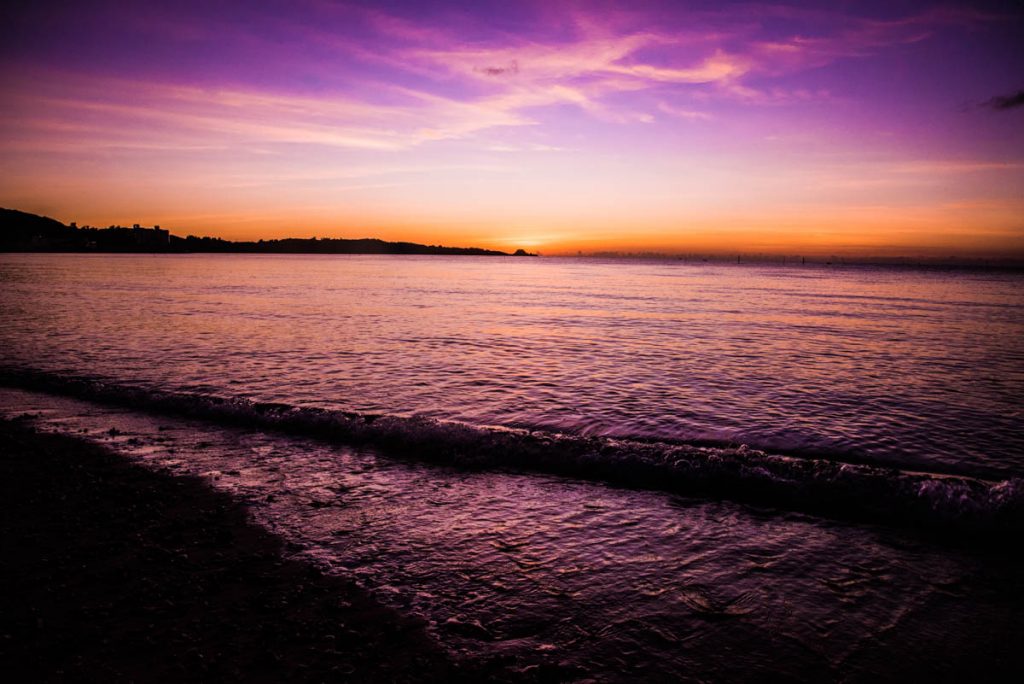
[2,0,1022,254]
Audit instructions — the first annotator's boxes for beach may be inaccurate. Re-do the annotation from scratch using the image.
[3,391,1023,682]
[0,417,475,682]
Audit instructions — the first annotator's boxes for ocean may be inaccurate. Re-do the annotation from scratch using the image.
[2,253,1023,679]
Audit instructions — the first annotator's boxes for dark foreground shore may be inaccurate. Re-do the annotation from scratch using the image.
[0,418,468,682]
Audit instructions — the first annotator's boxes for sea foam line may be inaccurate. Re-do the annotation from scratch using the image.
[2,367,1022,537]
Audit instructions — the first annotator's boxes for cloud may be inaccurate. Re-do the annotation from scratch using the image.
[0,68,542,154]
[982,90,1024,110]
[390,3,986,124]
[0,2,1003,162]
[476,61,519,77]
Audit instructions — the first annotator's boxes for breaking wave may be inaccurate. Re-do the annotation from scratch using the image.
[3,367,1022,537]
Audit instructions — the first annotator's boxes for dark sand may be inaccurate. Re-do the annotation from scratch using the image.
[0,417,474,682]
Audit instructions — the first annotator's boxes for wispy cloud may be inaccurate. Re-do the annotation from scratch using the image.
[2,2,992,159]
[476,61,520,77]
[0,68,540,154]
[372,4,990,122]
[982,90,1024,111]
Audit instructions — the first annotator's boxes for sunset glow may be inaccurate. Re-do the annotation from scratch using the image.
[2,0,1022,256]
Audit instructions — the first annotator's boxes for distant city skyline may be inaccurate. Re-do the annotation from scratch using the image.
[2,0,1022,256]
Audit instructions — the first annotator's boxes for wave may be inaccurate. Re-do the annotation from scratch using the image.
[2,367,1022,538]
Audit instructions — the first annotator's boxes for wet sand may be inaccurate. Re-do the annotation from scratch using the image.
[0,417,470,682]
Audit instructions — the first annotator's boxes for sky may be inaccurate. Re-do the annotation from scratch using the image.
[1,0,1022,256]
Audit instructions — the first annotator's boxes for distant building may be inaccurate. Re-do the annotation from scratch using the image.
[130,223,170,246]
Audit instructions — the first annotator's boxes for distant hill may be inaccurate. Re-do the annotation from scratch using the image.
[0,209,73,244]
[0,208,536,256]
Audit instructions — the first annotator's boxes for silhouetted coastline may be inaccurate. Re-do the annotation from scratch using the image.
[0,209,536,257]
[4,208,1021,268]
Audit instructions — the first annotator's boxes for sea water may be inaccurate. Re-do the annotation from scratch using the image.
[2,253,1023,679]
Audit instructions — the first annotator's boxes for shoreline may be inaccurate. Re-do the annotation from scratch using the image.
[3,371,1021,543]
[2,404,1022,681]
[0,417,474,682]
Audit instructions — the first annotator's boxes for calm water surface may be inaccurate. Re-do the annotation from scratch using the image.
[2,253,1022,476]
